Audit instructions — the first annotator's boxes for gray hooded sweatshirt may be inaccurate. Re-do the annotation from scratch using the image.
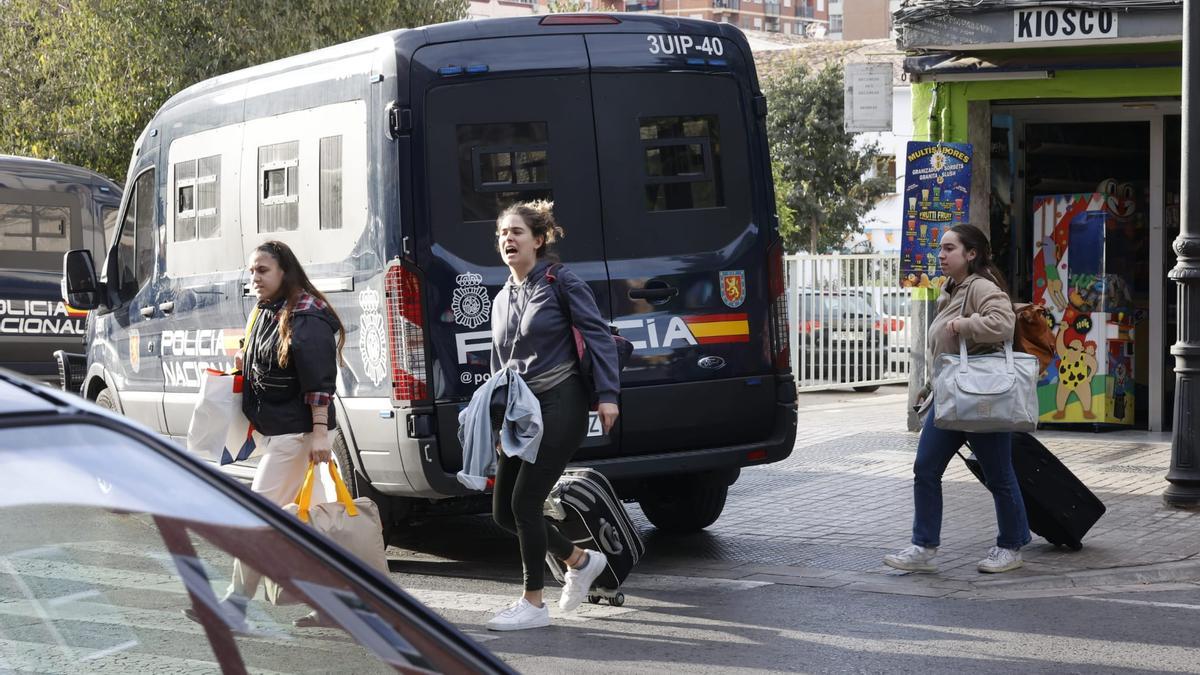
[490,259,620,404]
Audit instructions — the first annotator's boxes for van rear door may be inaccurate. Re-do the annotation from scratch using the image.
[414,37,618,471]
[583,34,776,458]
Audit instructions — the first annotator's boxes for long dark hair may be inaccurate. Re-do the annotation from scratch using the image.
[254,240,345,367]
[948,224,1009,295]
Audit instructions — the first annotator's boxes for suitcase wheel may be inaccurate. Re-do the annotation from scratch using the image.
[588,592,625,607]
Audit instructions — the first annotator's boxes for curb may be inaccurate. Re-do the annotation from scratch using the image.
[967,557,1200,593]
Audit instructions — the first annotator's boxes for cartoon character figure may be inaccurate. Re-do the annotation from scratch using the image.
[1097,178,1137,218]
[1039,234,1068,311]
[1053,327,1099,421]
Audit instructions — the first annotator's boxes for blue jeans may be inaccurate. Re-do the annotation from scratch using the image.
[912,403,1031,550]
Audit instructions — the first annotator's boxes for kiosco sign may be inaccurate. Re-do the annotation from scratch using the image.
[1014,8,1117,42]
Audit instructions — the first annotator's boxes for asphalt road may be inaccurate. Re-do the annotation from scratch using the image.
[387,515,1200,674]
[2,506,1199,673]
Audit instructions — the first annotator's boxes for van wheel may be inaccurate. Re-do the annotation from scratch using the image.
[332,430,405,541]
[852,385,881,393]
[638,471,729,534]
[95,388,118,412]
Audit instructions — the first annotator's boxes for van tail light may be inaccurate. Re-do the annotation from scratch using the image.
[384,262,429,402]
[767,240,790,371]
[874,318,904,332]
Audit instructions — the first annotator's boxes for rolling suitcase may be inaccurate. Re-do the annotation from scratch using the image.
[960,431,1105,550]
[543,467,644,606]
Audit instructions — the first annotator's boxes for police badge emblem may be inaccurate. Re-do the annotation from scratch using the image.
[451,272,491,329]
[128,329,141,373]
[719,270,746,309]
[358,288,388,387]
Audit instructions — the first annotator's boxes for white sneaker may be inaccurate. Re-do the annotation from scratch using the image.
[978,546,1023,573]
[486,598,550,631]
[883,544,938,573]
[559,550,608,612]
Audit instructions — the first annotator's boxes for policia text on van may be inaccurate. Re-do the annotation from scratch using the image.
[62,14,798,535]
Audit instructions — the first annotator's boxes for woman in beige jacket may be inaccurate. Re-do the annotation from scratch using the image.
[884,224,1031,575]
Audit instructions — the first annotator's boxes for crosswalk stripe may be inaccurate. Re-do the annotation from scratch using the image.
[1073,596,1200,611]
[0,598,387,656]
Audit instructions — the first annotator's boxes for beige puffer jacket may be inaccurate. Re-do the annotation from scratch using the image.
[928,274,1015,359]
[918,274,1015,406]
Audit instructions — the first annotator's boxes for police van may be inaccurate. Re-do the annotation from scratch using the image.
[62,14,798,533]
[2,155,121,383]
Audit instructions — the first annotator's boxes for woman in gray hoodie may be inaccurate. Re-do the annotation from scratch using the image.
[485,200,620,631]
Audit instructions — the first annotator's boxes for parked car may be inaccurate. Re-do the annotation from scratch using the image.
[846,286,913,377]
[0,368,512,673]
[796,291,889,392]
[0,156,120,383]
[61,15,798,536]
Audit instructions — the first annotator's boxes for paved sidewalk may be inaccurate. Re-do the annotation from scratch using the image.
[631,385,1200,599]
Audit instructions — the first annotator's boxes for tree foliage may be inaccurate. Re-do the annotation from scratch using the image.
[0,0,468,182]
[546,0,586,12]
[764,62,891,254]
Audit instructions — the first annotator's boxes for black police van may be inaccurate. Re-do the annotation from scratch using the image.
[63,14,798,533]
[2,155,120,383]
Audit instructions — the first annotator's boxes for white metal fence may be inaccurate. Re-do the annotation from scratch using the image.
[785,253,914,392]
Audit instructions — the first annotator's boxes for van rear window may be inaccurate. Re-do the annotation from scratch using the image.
[458,122,552,222]
[640,115,723,211]
[0,202,71,252]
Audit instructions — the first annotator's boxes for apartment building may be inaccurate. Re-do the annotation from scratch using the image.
[626,0,828,36]
[468,0,623,20]
[827,0,901,40]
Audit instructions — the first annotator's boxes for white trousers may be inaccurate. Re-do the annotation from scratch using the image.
[228,430,336,601]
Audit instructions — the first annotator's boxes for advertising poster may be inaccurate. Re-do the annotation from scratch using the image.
[900,141,973,289]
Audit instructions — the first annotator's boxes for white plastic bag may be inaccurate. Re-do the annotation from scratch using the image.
[186,369,257,465]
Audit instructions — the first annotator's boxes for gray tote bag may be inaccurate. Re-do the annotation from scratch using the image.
[932,337,1039,432]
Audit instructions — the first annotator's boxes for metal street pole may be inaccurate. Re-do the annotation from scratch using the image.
[1164,0,1200,508]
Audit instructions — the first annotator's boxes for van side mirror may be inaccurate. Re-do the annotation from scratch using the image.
[62,249,106,310]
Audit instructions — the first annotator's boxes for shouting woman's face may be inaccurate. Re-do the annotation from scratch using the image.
[248,250,284,302]
[496,214,543,272]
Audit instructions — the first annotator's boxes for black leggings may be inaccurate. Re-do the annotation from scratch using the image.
[492,374,590,592]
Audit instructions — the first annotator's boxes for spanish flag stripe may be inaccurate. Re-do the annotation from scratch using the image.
[688,319,749,339]
[685,313,748,324]
[696,335,750,344]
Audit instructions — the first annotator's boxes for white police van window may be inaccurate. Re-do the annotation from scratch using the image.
[174,159,197,241]
[196,155,221,239]
[114,170,156,300]
[258,141,299,232]
[319,135,342,230]
[458,122,552,223]
[640,115,723,211]
[175,156,220,242]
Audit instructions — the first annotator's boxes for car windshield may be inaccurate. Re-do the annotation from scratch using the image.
[835,294,877,317]
[0,422,495,674]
